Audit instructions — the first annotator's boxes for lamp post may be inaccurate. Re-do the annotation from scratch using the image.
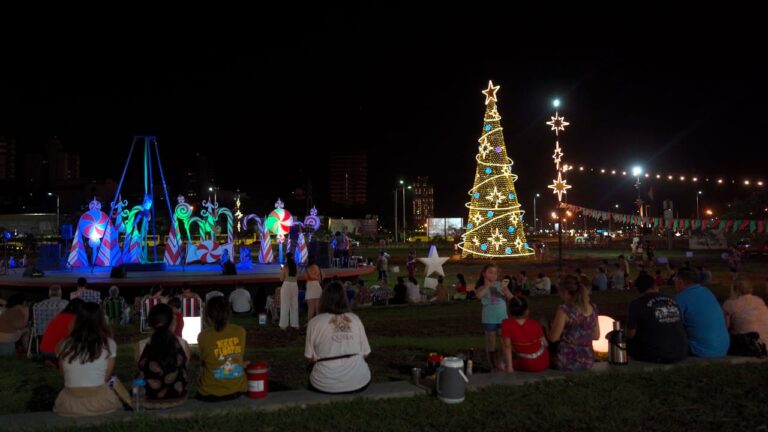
[533,193,540,233]
[632,166,643,217]
[48,192,60,236]
[393,189,398,243]
[696,191,702,220]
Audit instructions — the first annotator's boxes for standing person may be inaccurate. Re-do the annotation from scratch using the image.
[611,263,625,290]
[279,255,300,330]
[135,304,190,409]
[674,267,729,357]
[475,263,514,371]
[340,231,350,267]
[501,297,549,372]
[53,302,122,416]
[619,255,630,281]
[196,296,247,401]
[305,255,323,322]
[406,251,417,279]
[547,275,600,371]
[375,251,389,285]
[305,281,371,394]
[626,273,688,363]
[0,294,29,356]
[645,241,655,268]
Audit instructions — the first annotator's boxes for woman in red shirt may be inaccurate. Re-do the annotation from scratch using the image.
[40,299,85,360]
[501,296,550,372]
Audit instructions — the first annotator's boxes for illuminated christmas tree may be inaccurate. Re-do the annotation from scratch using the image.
[459,81,534,258]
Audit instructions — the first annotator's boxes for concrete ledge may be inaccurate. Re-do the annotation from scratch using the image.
[3,356,765,431]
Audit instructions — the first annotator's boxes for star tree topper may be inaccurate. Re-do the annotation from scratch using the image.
[482,80,500,105]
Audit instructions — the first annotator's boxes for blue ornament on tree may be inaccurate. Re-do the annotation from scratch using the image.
[485,167,492,175]
[508,226,515,233]
[524,243,530,249]
[480,243,488,251]
[487,211,494,217]
[467,223,473,229]
[485,124,491,131]
[505,247,512,254]
[508,193,515,200]
[473,192,480,199]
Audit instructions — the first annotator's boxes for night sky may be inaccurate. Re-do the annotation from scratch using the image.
[2,6,766,221]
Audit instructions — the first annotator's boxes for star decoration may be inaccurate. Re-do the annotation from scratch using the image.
[482,80,500,105]
[471,213,484,225]
[514,238,524,250]
[485,186,505,207]
[546,112,570,136]
[500,165,511,175]
[509,213,519,225]
[549,171,572,201]
[417,245,450,277]
[472,236,480,246]
[487,228,505,251]
[478,139,493,158]
[552,141,564,170]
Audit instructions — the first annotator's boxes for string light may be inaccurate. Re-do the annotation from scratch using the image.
[459,80,533,258]
[558,162,763,187]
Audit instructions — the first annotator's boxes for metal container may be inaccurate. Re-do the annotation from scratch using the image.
[606,321,628,365]
[436,357,469,404]
[412,367,422,386]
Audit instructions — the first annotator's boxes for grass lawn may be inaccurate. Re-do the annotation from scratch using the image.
[2,249,766,417]
[31,361,768,432]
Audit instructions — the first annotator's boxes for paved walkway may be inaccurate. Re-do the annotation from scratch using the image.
[3,356,764,430]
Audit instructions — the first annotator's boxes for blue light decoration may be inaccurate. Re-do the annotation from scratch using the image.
[467,223,473,229]
[505,247,512,254]
[485,124,491,131]
[473,192,480,199]
[480,243,488,251]
[485,167,492,174]
[508,193,515,200]
[508,226,515,233]
[3,231,10,240]
[524,243,530,249]
[487,211,494,217]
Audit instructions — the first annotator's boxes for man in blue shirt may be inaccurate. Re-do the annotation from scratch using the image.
[674,267,729,357]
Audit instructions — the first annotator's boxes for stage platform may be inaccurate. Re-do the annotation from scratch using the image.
[0,264,375,290]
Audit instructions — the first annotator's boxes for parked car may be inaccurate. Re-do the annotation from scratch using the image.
[735,239,768,258]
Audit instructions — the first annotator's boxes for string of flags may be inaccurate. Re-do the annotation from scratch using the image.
[563,203,768,234]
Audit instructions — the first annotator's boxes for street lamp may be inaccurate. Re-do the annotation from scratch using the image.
[533,193,540,232]
[696,191,702,220]
[632,166,643,217]
[48,192,60,236]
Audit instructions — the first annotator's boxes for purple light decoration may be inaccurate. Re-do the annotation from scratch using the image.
[494,146,502,153]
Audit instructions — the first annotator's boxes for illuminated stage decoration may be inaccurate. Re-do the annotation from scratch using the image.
[67,227,88,269]
[303,206,321,241]
[164,220,182,265]
[175,195,235,265]
[95,221,117,267]
[259,228,274,264]
[238,247,253,270]
[266,198,293,237]
[459,81,534,258]
[295,230,308,265]
[186,240,233,264]
[69,197,110,267]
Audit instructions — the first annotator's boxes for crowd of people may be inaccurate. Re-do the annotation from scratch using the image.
[0,249,766,417]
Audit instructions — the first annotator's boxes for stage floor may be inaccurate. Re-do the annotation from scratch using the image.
[0,264,375,289]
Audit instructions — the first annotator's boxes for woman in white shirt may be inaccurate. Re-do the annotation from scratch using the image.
[305,281,371,394]
[54,302,122,416]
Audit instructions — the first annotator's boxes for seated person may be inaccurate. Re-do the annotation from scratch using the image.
[674,267,729,357]
[531,273,551,296]
[54,303,122,416]
[405,277,423,304]
[547,275,599,371]
[626,274,688,363]
[0,294,29,356]
[453,273,468,300]
[722,278,768,348]
[305,281,371,394]
[501,297,549,372]
[392,277,408,304]
[135,304,190,409]
[40,299,85,362]
[592,267,608,292]
[102,285,127,324]
[355,280,371,306]
[197,296,247,401]
[432,276,449,303]
[167,297,184,338]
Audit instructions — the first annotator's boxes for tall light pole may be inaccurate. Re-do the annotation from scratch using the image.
[533,193,540,232]
[696,190,702,220]
[547,98,571,273]
[402,184,412,242]
[632,166,643,217]
[48,192,60,236]
[393,189,398,243]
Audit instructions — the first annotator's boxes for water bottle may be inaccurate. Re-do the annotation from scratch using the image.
[132,378,146,412]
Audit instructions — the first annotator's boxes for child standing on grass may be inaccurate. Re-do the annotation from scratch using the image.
[475,263,514,371]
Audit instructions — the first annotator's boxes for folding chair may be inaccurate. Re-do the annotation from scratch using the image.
[140,297,162,333]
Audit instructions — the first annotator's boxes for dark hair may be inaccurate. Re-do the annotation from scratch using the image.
[62,298,85,314]
[676,267,699,284]
[286,255,297,277]
[307,255,316,267]
[76,277,87,288]
[319,281,350,314]
[151,285,164,296]
[508,296,529,317]
[538,272,544,278]
[476,263,499,288]
[143,304,184,370]
[205,296,230,332]
[438,276,444,283]
[560,274,591,313]
[59,302,112,364]
[503,275,512,282]
[635,273,656,294]
[396,276,405,285]
[7,293,25,308]
[456,274,466,285]
[168,296,181,310]
[408,276,418,285]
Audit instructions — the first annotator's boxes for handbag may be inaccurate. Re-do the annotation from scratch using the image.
[728,332,768,358]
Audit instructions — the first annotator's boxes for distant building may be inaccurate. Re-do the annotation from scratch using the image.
[0,137,16,182]
[329,152,367,207]
[411,176,434,230]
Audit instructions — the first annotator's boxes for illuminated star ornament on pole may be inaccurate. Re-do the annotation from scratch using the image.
[458,80,534,258]
[547,106,572,202]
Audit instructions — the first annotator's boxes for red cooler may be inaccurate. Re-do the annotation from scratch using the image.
[247,361,270,399]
